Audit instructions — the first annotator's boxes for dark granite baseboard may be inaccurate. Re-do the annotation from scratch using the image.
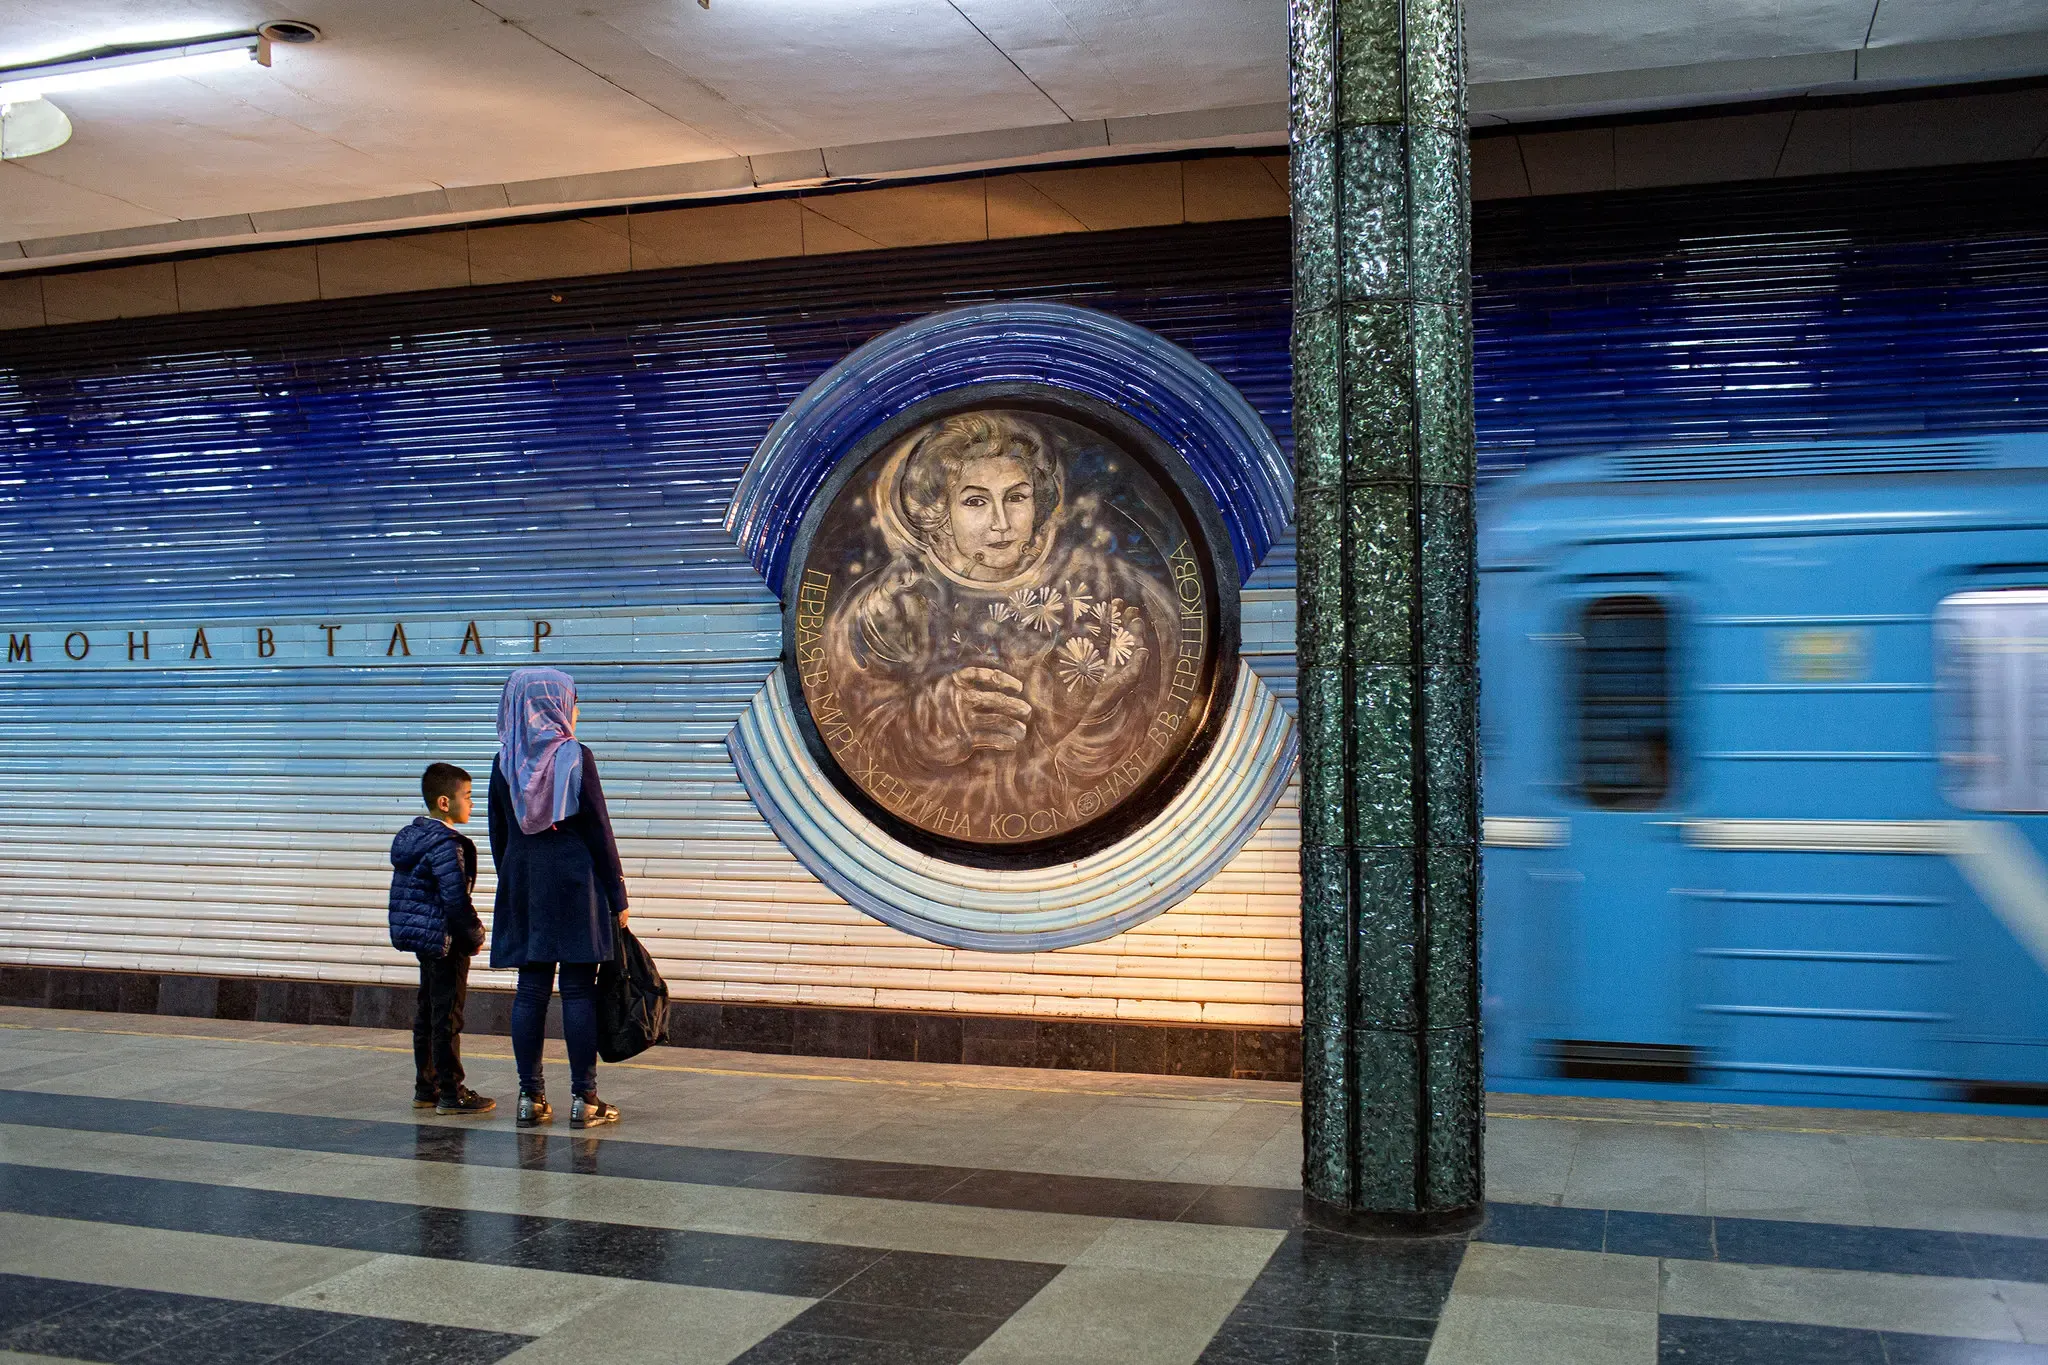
[0,965,1302,1082]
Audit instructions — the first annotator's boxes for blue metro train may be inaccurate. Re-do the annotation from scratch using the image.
[1477,434,2048,1110]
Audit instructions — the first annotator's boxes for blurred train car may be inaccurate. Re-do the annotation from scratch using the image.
[1479,434,2048,1111]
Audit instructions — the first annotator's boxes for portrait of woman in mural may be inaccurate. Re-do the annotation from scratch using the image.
[792,408,1217,848]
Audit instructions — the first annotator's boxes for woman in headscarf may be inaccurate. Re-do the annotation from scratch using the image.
[489,667,629,1129]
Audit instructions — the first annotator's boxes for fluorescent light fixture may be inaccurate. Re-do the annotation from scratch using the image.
[0,31,268,104]
[0,96,71,159]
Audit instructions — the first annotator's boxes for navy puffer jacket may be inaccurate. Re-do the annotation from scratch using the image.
[388,817,483,958]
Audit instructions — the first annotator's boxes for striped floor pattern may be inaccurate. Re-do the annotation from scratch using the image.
[0,1007,2044,1363]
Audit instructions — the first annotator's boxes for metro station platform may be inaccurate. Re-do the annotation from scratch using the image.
[0,1006,2043,1365]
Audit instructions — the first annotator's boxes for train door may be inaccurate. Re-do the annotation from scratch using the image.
[1543,575,1697,1080]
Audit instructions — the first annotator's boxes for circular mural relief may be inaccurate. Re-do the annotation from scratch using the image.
[787,398,1230,863]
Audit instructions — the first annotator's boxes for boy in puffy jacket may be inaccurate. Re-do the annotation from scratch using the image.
[389,763,494,1116]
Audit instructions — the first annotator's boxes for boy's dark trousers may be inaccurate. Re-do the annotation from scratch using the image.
[413,952,470,1101]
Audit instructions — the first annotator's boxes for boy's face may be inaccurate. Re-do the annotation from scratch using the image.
[434,781,474,826]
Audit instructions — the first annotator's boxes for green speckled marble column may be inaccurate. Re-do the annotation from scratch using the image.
[1291,0,1482,1226]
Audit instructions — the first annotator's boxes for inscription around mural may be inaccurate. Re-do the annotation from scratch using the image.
[793,408,1218,848]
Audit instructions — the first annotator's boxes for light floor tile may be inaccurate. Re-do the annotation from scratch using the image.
[1425,1296,1657,1365]
[1702,1128,1862,1198]
[811,1196,1106,1265]
[0,1212,376,1304]
[2002,1279,2048,1345]
[1068,1220,1284,1279]
[501,1280,808,1364]
[963,1265,1254,1365]
[1700,1186,1876,1226]
[1448,1244,1660,1313]
[1659,1259,2030,1342]
[282,1253,630,1336]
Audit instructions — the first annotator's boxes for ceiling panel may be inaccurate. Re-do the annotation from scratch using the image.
[1466,0,1877,82]
[1867,0,2048,46]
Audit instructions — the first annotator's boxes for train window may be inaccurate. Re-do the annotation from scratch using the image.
[1938,588,2048,813]
[1575,595,1672,809]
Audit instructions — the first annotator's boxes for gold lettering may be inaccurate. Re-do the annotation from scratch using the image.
[320,623,340,656]
[532,620,552,652]
[64,631,88,660]
[257,627,276,658]
[189,627,211,660]
[127,630,149,661]
[460,621,484,655]
[386,622,411,657]
[6,634,27,663]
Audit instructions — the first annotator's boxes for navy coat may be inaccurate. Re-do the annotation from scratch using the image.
[388,817,481,958]
[488,745,628,968]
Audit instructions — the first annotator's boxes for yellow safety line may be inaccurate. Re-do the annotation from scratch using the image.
[0,1020,1304,1107]
[12,1020,2046,1141]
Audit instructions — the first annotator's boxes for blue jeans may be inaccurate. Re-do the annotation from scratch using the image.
[512,962,599,1099]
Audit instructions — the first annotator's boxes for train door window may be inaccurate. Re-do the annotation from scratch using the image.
[1575,595,1672,809]
[1938,588,2048,813]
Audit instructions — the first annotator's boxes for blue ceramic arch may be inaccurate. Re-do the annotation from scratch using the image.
[724,301,1293,595]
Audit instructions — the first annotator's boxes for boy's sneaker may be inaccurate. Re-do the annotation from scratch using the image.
[435,1087,496,1117]
[412,1089,436,1111]
[570,1093,619,1130]
[517,1092,553,1128]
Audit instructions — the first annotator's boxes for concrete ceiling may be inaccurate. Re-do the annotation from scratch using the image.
[2,0,2044,269]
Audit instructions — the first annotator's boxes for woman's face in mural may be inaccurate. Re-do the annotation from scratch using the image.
[948,454,1035,579]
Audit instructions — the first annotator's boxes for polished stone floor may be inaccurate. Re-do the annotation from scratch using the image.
[0,1006,2043,1363]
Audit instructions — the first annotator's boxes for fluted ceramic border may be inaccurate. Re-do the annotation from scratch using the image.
[723,300,1293,594]
[728,661,1298,952]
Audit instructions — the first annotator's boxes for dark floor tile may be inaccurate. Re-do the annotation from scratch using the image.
[1035,1021,1115,1072]
[792,1009,875,1059]
[1476,1201,1607,1253]
[1179,1183,1305,1230]
[1658,1313,1885,1363]
[127,1301,353,1364]
[744,1156,977,1202]
[116,974,162,1015]
[269,1315,529,1364]
[873,1014,919,1063]
[1959,1231,2048,1285]
[1606,1209,1714,1260]
[154,975,219,1018]
[513,1219,883,1297]
[914,1015,963,1065]
[215,978,259,1021]
[357,1204,553,1262]
[1712,1218,1977,1279]
[731,1330,968,1365]
[0,1161,120,1220]
[666,1001,720,1049]
[1159,1026,1236,1078]
[721,1006,795,1051]
[0,966,53,1007]
[524,1136,781,1185]
[780,1299,1005,1351]
[0,1285,240,1362]
[1232,1029,1304,1082]
[934,1167,1204,1221]
[0,1272,117,1333]
[1233,1229,1464,1336]
[1201,1314,1431,1364]
[827,1250,1062,1318]
[1879,1331,2048,1363]
[960,1019,1037,1069]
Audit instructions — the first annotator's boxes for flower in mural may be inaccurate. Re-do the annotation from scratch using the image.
[987,599,1016,624]
[1065,581,1096,627]
[1107,624,1139,669]
[1015,586,1065,632]
[1055,635,1106,690]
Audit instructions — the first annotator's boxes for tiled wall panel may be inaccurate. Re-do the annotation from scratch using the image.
[0,224,1305,1027]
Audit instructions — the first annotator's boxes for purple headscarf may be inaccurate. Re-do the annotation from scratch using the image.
[498,667,585,835]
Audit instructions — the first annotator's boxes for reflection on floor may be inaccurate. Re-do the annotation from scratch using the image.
[0,1006,2043,1363]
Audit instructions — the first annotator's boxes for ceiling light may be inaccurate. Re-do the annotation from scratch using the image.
[0,31,274,105]
[0,96,71,160]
